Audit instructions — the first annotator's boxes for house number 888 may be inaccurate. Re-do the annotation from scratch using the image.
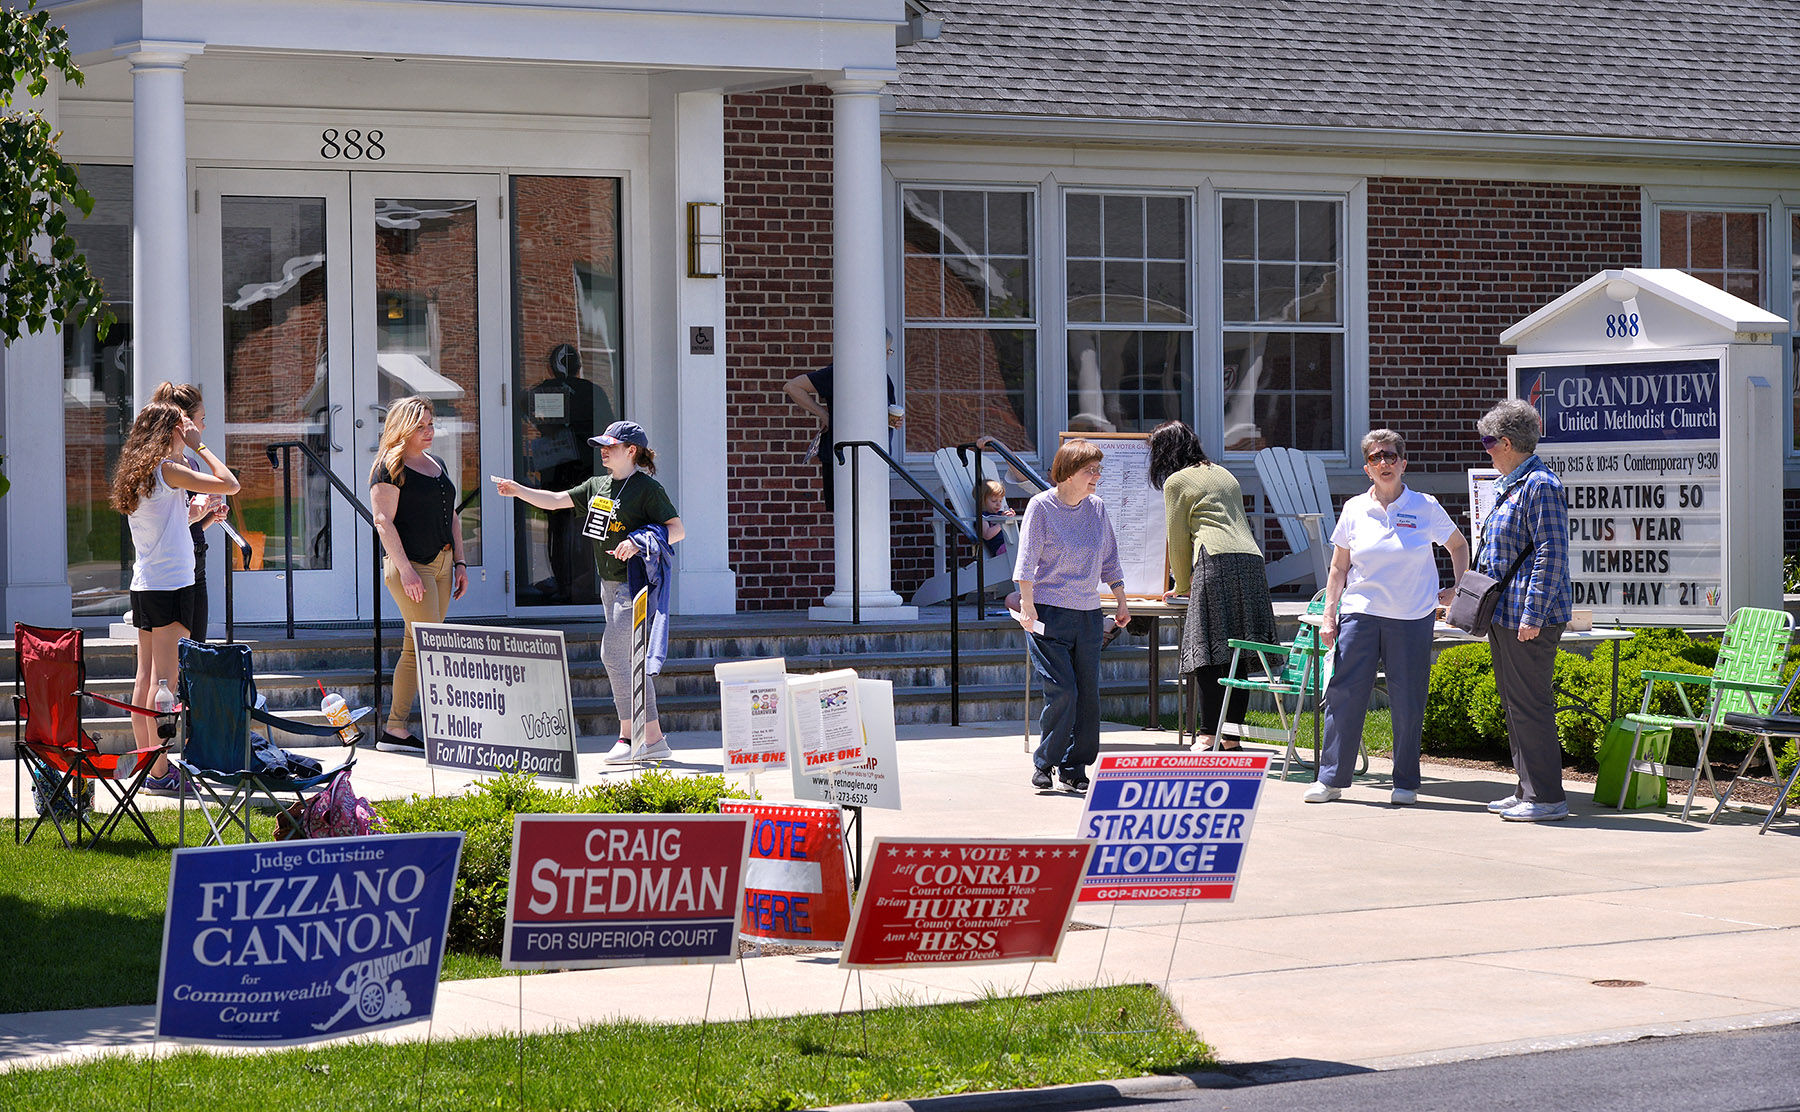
[320,129,385,160]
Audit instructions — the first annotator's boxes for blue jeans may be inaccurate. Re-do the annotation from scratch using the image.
[1029,604,1103,773]
[1320,612,1433,790]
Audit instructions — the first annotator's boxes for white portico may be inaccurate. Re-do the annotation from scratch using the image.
[0,0,911,628]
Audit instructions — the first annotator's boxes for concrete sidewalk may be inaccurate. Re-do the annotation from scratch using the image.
[5,722,1799,1075]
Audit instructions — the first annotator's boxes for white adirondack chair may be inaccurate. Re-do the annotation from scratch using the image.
[1253,446,1336,590]
[910,447,1018,607]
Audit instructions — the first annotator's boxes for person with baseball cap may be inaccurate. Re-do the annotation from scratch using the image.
[495,419,685,762]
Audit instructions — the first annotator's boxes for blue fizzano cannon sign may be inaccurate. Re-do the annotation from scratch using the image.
[1075,752,1269,903]
[156,833,464,1046]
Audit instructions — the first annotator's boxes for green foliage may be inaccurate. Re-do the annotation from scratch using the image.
[1,1,111,344]
[381,771,753,956]
[1423,628,1728,768]
[1423,643,1499,755]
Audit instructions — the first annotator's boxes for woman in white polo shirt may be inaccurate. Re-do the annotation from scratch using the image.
[1306,430,1469,806]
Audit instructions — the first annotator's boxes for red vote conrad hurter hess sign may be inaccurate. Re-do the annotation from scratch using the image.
[840,837,1093,969]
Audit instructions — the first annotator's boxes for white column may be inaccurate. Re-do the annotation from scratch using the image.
[122,41,203,403]
[0,75,72,628]
[653,85,737,613]
[812,72,914,621]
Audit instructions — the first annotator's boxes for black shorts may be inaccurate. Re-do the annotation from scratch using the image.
[130,586,197,632]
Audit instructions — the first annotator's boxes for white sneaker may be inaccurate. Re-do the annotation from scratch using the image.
[601,739,636,763]
[1390,788,1418,806]
[1302,781,1341,803]
[637,740,673,762]
[1486,794,1521,814]
[1501,800,1570,823]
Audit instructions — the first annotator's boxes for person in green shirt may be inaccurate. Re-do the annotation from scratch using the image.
[1148,420,1276,752]
[495,420,685,762]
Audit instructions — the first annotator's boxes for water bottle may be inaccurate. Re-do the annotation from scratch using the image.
[321,692,357,744]
[154,679,178,740]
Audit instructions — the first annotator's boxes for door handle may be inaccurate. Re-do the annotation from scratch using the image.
[328,404,345,453]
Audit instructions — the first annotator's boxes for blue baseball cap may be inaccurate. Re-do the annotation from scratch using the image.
[590,420,649,449]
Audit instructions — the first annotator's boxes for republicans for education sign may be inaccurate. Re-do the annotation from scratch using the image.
[502,814,752,970]
[840,838,1092,969]
[1076,752,1268,903]
[719,801,851,947]
[156,833,464,1046]
[415,622,578,782]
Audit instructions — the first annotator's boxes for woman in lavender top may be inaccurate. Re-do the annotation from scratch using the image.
[1013,439,1131,793]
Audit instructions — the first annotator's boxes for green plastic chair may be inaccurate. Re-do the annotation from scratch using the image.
[1619,606,1794,820]
[1216,590,1363,780]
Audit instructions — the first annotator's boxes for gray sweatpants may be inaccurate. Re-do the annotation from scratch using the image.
[1489,622,1566,804]
[600,579,658,734]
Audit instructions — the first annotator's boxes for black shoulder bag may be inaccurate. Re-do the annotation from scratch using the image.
[1445,478,1535,637]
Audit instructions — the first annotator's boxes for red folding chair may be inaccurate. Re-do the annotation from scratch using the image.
[12,623,175,848]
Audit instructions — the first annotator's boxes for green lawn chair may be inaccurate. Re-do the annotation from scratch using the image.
[1619,606,1794,821]
[1216,591,1363,780]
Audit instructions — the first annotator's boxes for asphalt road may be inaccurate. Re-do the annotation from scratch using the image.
[988,1023,1800,1112]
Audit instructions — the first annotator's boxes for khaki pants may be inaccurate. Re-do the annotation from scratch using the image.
[383,547,453,735]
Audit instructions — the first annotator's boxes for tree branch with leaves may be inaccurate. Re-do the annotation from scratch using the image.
[2,0,109,345]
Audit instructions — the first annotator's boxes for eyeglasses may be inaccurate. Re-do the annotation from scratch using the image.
[1479,435,1500,450]
[1364,450,1400,465]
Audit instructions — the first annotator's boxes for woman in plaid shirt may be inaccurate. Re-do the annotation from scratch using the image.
[1475,399,1573,823]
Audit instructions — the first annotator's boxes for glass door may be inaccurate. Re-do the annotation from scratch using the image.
[196,169,506,622]
[352,173,506,616]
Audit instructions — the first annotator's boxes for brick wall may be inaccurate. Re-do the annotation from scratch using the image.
[1365,179,1642,473]
[725,86,945,609]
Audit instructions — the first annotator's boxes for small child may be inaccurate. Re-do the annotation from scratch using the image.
[978,479,1014,556]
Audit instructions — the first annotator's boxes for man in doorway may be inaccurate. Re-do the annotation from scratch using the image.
[783,330,904,506]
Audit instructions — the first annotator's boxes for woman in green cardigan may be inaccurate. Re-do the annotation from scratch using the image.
[1148,420,1277,751]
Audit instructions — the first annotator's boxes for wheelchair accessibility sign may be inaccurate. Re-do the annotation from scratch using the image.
[156,832,464,1046]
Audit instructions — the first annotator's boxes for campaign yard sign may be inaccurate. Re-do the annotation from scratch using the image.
[156,832,464,1046]
[791,678,903,811]
[415,622,578,782]
[502,814,752,970]
[840,838,1092,969]
[719,801,851,947]
[1076,752,1269,903]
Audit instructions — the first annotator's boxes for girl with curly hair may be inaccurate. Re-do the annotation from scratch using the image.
[110,400,240,789]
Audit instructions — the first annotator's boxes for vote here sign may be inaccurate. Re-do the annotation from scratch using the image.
[502,814,751,970]
[1075,752,1269,903]
[719,801,851,947]
[840,838,1092,969]
[156,833,464,1046]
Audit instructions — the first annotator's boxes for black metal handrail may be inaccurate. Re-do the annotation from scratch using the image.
[214,518,252,645]
[264,442,384,708]
[833,439,979,725]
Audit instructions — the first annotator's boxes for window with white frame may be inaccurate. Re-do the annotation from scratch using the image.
[900,187,1038,455]
[1064,192,1192,434]
[1219,196,1345,453]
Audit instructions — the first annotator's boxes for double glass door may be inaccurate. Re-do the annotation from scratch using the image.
[197,169,507,622]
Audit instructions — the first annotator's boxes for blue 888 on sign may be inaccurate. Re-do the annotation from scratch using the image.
[1605,312,1641,338]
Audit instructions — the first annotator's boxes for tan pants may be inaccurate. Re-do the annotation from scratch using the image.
[383,547,453,735]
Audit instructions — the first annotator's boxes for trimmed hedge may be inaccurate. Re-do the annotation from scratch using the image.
[381,771,753,957]
[1423,627,1799,769]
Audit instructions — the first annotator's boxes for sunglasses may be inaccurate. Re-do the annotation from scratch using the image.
[1365,450,1401,465]
[1479,435,1500,450]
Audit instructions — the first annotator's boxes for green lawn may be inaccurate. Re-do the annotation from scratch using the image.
[0,985,1209,1110]
[0,804,524,1013]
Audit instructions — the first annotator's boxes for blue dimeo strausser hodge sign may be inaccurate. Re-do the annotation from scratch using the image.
[1524,357,1721,624]
[156,833,464,1046]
